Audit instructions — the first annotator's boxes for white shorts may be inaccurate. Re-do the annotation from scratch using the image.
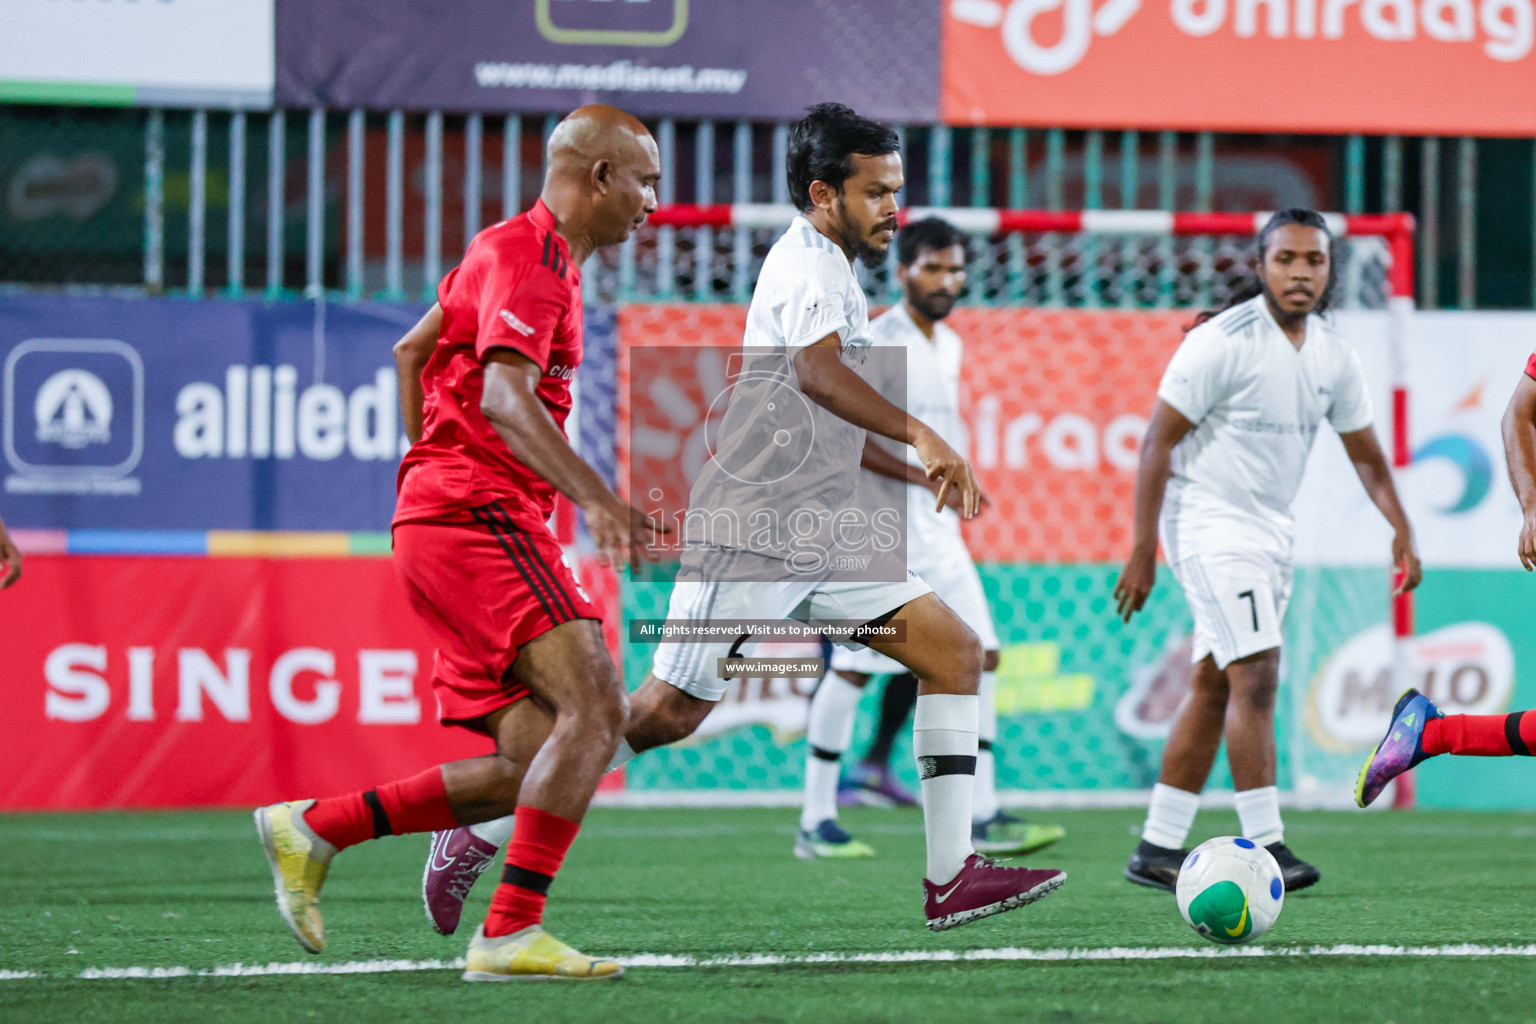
[830,540,999,675]
[1169,551,1292,670]
[651,545,933,701]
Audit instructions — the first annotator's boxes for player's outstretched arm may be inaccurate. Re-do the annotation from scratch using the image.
[0,513,20,589]
[1338,427,1422,594]
[1113,401,1195,623]
[858,437,988,514]
[1501,373,1536,570]
[394,303,442,445]
[793,337,981,517]
[481,350,665,569]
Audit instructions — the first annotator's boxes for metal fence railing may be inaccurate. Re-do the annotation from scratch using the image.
[599,206,1400,313]
[1,104,1532,309]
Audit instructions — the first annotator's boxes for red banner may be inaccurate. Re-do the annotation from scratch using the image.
[943,0,1536,135]
[3,556,494,810]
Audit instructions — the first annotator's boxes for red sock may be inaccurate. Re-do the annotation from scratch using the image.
[1422,711,1536,757]
[302,766,457,851]
[483,806,581,938]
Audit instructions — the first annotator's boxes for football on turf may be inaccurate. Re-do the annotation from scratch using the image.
[1175,837,1284,944]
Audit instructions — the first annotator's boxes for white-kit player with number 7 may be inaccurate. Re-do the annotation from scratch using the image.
[1113,208,1423,895]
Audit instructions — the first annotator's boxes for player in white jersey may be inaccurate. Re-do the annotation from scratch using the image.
[421,104,1065,934]
[1115,208,1422,893]
[794,217,1064,861]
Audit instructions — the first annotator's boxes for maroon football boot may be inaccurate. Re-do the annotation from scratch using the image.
[923,853,1066,931]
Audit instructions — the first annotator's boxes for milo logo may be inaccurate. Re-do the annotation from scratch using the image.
[1306,622,1514,752]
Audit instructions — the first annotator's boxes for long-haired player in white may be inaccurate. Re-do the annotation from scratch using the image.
[794,217,1065,861]
[1114,208,1422,893]
[421,103,1067,935]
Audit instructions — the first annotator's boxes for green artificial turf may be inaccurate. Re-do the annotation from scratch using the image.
[0,806,1532,1023]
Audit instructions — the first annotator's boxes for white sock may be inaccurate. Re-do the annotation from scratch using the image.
[1234,786,1284,847]
[1141,783,1201,849]
[801,756,841,833]
[914,692,978,884]
[606,737,636,773]
[468,815,515,847]
[467,738,637,849]
[972,670,999,823]
[800,674,862,831]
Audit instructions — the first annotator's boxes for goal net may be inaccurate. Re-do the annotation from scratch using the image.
[579,206,1415,809]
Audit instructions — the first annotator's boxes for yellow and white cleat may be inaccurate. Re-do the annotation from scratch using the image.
[254,799,337,954]
[462,924,625,982]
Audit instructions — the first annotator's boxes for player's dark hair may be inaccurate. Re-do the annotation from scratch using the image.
[1184,207,1337,332]
[897,217,969,266]
[786,103,900,213]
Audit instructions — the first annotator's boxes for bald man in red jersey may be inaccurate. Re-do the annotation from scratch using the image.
[255,105,663,982]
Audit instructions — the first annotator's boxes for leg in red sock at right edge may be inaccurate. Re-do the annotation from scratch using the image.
[1356,691,1536,808]
[1423,708,1536,757]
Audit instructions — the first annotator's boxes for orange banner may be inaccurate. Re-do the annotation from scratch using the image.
[617,305,1187,565]
[942,0,1536,135]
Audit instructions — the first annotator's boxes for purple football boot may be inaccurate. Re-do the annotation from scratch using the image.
[922,853,1066,931]
[840,762,919,809]
[1355,688,1444,808]
[422,828,499,936]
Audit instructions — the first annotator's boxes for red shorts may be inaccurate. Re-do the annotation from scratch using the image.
[393,502,600,732]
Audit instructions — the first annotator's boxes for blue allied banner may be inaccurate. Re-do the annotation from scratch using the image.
[0,295,618,532]
[274,0,940,122]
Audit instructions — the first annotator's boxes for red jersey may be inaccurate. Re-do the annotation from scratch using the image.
[394,200,583,529]
[1526,352,1536,379]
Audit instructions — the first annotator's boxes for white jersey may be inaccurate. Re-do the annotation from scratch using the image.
[684,217,874,559]
[1157,295,1373,562]
[864,304,967,552]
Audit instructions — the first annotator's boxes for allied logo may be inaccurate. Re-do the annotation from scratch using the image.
[4,339,143,495]
[35,369,113,449]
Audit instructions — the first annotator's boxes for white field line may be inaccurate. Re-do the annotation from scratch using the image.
[5,944,1531,982]
[19,819,1534,845]
[591,789,1367,811]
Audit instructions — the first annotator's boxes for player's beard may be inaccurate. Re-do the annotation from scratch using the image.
[834,199,894,269]
[1259,277,1320,325]
[909,287,958,324]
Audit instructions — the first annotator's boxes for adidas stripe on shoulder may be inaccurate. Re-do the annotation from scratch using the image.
[1214,304,1260,336]
[539,231,569,280]
[797,224,839,254]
